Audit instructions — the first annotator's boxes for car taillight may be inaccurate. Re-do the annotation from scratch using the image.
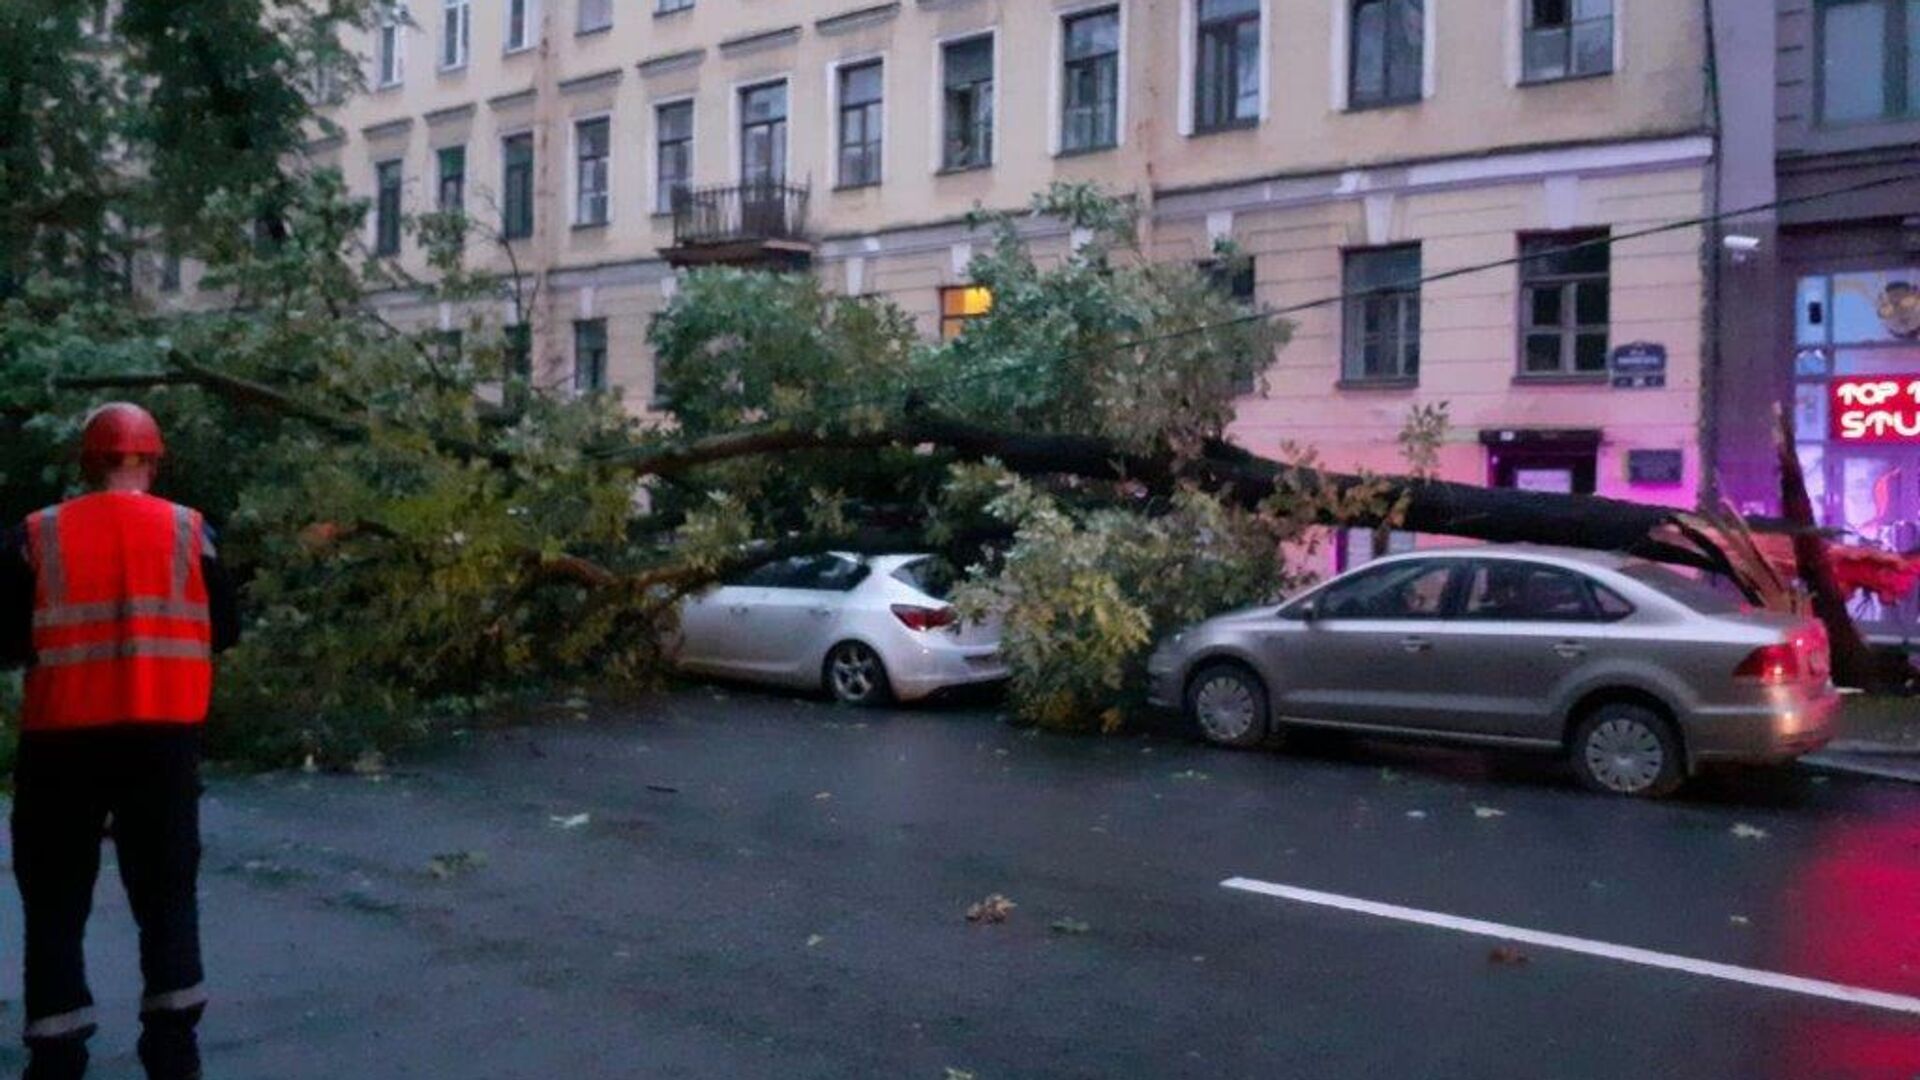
[1734,643,1801,684]
[892,604,958,632]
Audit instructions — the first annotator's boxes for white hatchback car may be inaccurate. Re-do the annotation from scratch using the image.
[673,553,1007,705]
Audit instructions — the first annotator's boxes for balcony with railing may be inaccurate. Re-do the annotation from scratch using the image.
[664,181,813,269]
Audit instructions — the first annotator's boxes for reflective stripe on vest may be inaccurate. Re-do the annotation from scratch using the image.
[24,495,215,729]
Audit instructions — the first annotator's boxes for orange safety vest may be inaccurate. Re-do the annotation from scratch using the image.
[23,492,214,731]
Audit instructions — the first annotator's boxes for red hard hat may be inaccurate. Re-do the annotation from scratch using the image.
[80,402,166,460]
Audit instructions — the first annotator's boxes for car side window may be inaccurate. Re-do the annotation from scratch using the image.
[1461,562,1601,621]
[784,555,869,592]
[1316,560,1458,620]
[728,559,796,588]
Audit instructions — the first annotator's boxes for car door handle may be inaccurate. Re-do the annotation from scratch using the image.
[1553,640,1589,658]
[809,607,833,617]
[1399,635,1432,654]
[729,605,750,615]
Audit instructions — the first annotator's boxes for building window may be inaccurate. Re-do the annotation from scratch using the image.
[1061,8,1121,153]
[159,249,181,293]
[942,35,994,170]
[1819,0,1920,123]
[940,285,994,340]
[1200,256,1259,392]
[505,323,533,380]
[574,117,610,226]
[502,133,534,240]
[1342,245,1421,382]
[740,81,788,186]
[506,0,536,52]
[574,319,608,392]
[436,329,464,365]
[837,61,884,188]
[577,0,611,34]
[374,159,403,256]
[437,145,465,212]
[1519,231,1609,377]
[1195,0,1260,131]
[1522,0,1612,82]
[441,0,470,69]
[375,5,404,88]
[657,0,692,12]
[655,101,693,213]
[1349,0,1423,108]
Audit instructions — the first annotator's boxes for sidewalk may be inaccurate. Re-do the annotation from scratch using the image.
[1800,693,1920,783]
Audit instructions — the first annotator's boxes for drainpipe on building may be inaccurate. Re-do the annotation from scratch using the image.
[1699,0,1725,512]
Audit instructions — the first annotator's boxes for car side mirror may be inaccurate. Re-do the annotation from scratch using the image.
[1296,598,1320,623]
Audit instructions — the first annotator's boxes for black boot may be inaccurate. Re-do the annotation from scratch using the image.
[22,1037,89,1080]
[136,1013,201,1080]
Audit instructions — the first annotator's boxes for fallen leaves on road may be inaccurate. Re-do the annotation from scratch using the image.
[1730,823,1770,841]
[351,750,387,777]
[1049,917,1092,935]
[426,851,489,879]
[1473,806,1506,819]
[1729,915,1751,926]
[645,784,679,794]
[1169,769,1210,782]
[806,934,825,948]
[1405,810,1428,820]
[550,813,592,829]
[1487,946,1530,966]
[813,791,833,801]
[966,894,1016,924]
[1379,768,1402,784]
[945,1069,976,1080]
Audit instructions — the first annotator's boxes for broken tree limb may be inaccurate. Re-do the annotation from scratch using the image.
[1775,405,1884,689]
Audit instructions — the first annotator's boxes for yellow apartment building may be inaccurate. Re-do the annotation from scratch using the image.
[287,0,1716,569]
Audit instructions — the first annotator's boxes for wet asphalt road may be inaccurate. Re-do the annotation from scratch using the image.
[2,689,1918,1079]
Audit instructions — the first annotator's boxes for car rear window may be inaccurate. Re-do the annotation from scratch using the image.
[1619,563,1745,615]
[892,558,956,601]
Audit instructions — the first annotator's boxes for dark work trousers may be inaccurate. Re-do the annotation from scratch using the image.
[11,726,206,1080]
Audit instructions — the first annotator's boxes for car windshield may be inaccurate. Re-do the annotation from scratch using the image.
[891,557,955,601]
[1618,562,1745,615]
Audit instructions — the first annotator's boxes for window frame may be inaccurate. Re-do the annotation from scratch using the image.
[1194,0,1262,133]
[1340,244,1423,385]
[505,0,539,54]
[835,59,886,190]
[1059,6,1123,155]
[656,0,694,13]
[573,318,608,394]
[1198,255,1260,392]
[940,285,995,341]
[373,158,403,256]
[738,79,790,187]
[436,144,466,213]
[375,5,405,89]
[572,115,612,228]
[440,0,470,71]
[501,132,535,241]
[576,0,612,35]
[1347,0,1425,110]
[940,33,996,172]
[1519,0,1615,84]
[653,97,695,215]
[1816,0,1919,125]
[1517,230,1611,379]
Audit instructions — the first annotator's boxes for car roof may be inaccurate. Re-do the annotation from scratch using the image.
[829,552,928,571]
[1363,544,1640,572]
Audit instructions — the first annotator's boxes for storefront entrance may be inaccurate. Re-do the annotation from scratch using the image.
[1794,267,1920,638]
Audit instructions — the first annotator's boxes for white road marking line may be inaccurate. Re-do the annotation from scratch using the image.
[1221,877,1920,1018]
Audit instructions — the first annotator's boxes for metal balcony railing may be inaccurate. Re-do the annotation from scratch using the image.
[670,180,811,248]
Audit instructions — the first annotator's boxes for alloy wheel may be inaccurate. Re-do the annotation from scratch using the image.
[828,644,884,704]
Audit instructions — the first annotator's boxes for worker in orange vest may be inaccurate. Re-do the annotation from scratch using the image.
[1,403,239,1080]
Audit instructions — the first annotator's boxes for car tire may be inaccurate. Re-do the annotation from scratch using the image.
[1569,702,1685,798]
[1186,663,1269,749]
[824,641,892,707]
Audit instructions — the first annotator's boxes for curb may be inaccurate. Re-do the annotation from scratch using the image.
[1823,738,1920,758]
[1800,752,1920,785]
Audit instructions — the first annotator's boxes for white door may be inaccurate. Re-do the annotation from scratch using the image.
[677,584,765,675]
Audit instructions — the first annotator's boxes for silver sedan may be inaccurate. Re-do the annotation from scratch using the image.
[1147,545,1840,797]
[674,553,1006,705]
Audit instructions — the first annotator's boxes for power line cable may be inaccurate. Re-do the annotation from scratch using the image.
[611,166,1920,456]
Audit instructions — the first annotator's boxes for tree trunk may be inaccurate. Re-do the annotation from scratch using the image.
[1775,406,1881,688]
